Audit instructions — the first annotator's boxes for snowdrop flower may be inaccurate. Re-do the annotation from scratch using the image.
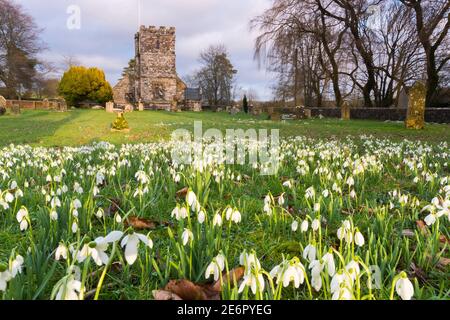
[121,232,153,265]
[305,187,315,199]
[322,189,330,198]
[238,272,265,295]
[395,272,414,300]
[77,231,123,266]
[72,199,82,209]
[313,203,321,213]
[354,230,365,247]
[186,190,197,207]
[71,221,78,234]
[282,181,292,188]
[332,287,353,300]
[303,244,316,261]
[270,258,306,288]
[291,220,299,232]
[55,244,68,261]
[345,260,361,281]
[9,255,24,277]
[312,219,320,231]
[95,208,104,219]
[50,210,58,221]
[205,253,226,281]
[350,190,357,199]
[337,220,353,243]
[0,264,12,292]
[240,251,262,272]
[181,228,193,246]
[346,177,355,187]
[331,270,353,294]
[230,210,241,224]
[198,210,206,224]
[322,251,336,277]
[301,220,309,233]
[115,213,122,224]
[55,276,82,300]
[278,193,285,206]
[16,207,29,231]
[213,213,223,227]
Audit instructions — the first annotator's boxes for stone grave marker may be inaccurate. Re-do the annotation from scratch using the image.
[341,101,351,120]
[405,81,426,130]
[106,101,115,113]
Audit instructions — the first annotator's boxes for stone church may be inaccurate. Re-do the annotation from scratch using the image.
[113,26,201,111]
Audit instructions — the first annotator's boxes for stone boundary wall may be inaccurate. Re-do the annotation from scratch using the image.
[5,99,66,110]
[305,108,450,123]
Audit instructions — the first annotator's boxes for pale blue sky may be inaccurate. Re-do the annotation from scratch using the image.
[17,0,274,100]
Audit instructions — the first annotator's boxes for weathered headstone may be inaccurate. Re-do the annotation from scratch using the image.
[106,101,115,113]
[405,81,426,130]
[341,101,351,120]
[0,95,6,109]
[124,104,134,113]
[138,101,144,111]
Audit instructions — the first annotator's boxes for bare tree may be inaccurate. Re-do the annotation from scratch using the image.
[400,0,450,107]
[191,45,237,107]
[0,0,45,99]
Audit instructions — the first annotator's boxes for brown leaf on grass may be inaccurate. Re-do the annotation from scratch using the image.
[125,216,158,230]
[176,187,189,198]
[439,235,450,245]
[153,290,183,300]
[164,280,208,300]
[416,220,430,236]
[437,257,450,268]
[211,267,245,292]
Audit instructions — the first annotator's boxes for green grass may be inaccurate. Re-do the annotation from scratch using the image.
[0,109,449,147]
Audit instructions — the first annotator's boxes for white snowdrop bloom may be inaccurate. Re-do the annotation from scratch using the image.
[186,190,197,208]
[171,206,181,220]
[0,264,12,292]
[50,210,58,221]
[16,207,29,231]
[93,186,100,196]
[4,192,14,203]
[303,244,316,261]
[50,197,61,208]
[198,210,206,224]
[291,220,299,232]
[55,276,82,300]
[424,213,437,226]
[354,230,365,247]
[238,272,265,295]
[174,174,181,183]
[313,203,321,213]
[72,199,82,209]
[331,271,353,294]
[231,210,242,224]
[395,273,414,300]
[121,232,153,265]
[115,213,122,224]
[305,187,315,199]
[345,260,361,281]
[55,244,68,261]
[332,287,353,300]
[282,181,292,188]
[301,220,309,233]
[72,209,78,218]
[322,252,336,277]
[46,175,52,182]
[213,213,223,227]
[350,190,357,199]
[346,177,355,187]
[9,255,24,277]
[225,207,233,221]
[205,253,226,281]
[10,181,18,190]
[311,272,322,292]
[95,208,104,219]
[278,194,285,206]
[71,221,78,234]
[312,219,320,231]
[322,189,330,198]
[263,203,272,215]
[240,252,261,271]
[181,229,194,246]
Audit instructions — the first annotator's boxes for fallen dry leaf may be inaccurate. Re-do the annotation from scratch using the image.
[125,216,158,230]
[416,220,430,236]
[437,257,450,268]
[153,290,183,300]
[164,279,208,300]
[211,267,245,292]
[176,187,189,198]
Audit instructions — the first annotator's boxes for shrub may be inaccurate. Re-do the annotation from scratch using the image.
[111,112,129,130]
[58,66,113,107]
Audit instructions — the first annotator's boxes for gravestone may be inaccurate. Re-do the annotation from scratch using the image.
[405,81,426,130]
[124,104,134,113]
[106,101,115,113]
[138,101,144,111]
[0,95,6,109]
[341,101,351,120]
[11,105,21,115]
